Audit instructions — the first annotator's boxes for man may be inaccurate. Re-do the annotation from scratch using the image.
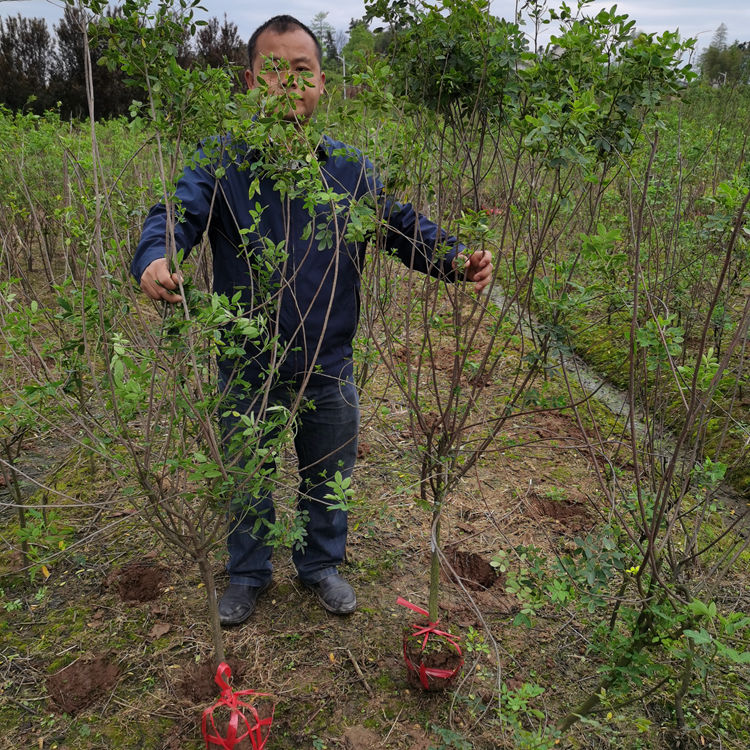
[132,15,492,625]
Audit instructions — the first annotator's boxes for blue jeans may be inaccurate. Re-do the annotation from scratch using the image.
[219,376,359,587]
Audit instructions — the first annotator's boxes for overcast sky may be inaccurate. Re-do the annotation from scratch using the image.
[2,0,748,55]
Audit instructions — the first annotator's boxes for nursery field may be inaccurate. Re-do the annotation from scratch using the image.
[1,1,750,749]
[7,352,742,750]
[0,338,630,749]
[0,285,747,750]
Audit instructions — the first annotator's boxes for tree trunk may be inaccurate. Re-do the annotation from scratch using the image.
[197,552,225,666]
[1,443,29,566]
[428,509,441,622]
[557,607,654,732]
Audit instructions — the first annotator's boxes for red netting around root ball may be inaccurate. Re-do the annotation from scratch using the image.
[397,596,464,690]
[202,663,274,750]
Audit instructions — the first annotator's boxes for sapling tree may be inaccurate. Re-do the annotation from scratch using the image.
[360,0,706,731]
[359,0,538,696]
[554,143,750,735]
[498,6,749,741]
[0,282,57,573]
[49,0,406,666]
[0,390,35,569]
[91,0,344,664]
[433,5,750,736]
[3,0,322,665]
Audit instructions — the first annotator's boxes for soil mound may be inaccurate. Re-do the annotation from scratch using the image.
[114,562,167,602]
[343,725,381,749]
[444,547,498,590]
[47,655,120,714]
[527,493,591,532]
[176,658,247,704]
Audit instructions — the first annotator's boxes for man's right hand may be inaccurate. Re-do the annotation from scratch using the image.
[140,258,183,303]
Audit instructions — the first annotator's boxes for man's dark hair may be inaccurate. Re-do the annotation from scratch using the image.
[248,15,323,68]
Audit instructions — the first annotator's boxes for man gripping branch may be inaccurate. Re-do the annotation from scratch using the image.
[132,14,492,626]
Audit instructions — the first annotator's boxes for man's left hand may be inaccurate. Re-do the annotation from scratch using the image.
[453,249,493,294]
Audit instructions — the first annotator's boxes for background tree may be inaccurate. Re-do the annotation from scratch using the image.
[334,28,348,56]
[323,29,337,65]
[372,26,395,56]
[0,15,53,113]
[712,22,729,50]
[739,41,750,81]
[699,22,749,84]
[194,14,246,69]
[48,6,86,117]
[309,11,334,48]
[49,5,131,120]
[343,18,375,64]
[311,15,345,82]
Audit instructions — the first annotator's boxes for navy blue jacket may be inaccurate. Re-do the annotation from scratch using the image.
[132,134,461,387]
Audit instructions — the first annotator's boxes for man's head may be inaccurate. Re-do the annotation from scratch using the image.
[245,15,325,121]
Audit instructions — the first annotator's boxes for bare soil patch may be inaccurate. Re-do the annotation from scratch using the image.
[527,492,591,533]
[343,725,381,749]
[357,438,371,459]
[176,657,247,704]
[113,561,168,602]
[530,496,585,520]
[46,655,120,714]
[525,411,592,445]
[444,546,498,590]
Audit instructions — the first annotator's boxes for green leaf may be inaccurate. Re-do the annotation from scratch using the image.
[688,599,711,618]
[684,628,712,645]
[512,612,533,628]
[714,641,750,664]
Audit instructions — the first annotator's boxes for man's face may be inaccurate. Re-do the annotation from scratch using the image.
[245,28,325,121]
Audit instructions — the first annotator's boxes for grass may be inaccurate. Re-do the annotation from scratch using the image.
[0,344,746,750]
[0,80,749,748]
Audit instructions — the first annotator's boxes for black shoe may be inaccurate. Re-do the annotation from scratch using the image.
[218,581,270,626]
[303,573,357,615]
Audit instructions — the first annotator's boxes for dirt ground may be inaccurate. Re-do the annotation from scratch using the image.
[1,376,747,749]
[0,402,596,748]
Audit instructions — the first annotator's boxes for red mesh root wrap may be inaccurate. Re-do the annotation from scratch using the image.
[202,662,274,749]
[397,596,464,690]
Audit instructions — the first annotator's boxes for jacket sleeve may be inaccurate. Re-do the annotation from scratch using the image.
[363,156,463,281]
[130,148,219,284]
